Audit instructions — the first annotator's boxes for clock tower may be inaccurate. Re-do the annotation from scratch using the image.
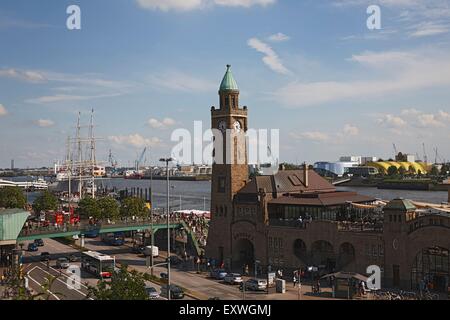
[206,65,249,265]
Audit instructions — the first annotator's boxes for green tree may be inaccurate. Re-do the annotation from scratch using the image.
[98,197,120,220]
[430,166,439,177]
[32,190,58,214]
[120,197,147,218]
[398,167,406,176]
[77,197,101,219]
[87,265,148,300]
[387,166,398,176]
[0,187,26,209]
[440,164,449,176]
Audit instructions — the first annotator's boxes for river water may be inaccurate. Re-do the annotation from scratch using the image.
[11,177,449,207]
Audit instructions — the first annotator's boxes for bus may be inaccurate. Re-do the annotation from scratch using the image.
[81,251,115,278]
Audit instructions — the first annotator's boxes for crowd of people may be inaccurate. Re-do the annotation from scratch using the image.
[175,212,209,247]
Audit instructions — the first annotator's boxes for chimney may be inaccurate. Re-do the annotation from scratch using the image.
[303,163,309,188]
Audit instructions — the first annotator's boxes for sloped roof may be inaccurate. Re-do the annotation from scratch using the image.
[238,169,336,195]
[269,192,375,206]
[384,198,416,211]
[219,65,239,92]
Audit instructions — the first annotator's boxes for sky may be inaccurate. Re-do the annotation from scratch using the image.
[0,0,450,168]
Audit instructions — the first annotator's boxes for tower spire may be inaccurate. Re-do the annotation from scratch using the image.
[219,64,239,92]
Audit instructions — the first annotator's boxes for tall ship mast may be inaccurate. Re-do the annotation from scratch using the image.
[51,109,104,199]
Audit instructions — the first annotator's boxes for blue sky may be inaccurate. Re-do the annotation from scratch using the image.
[1,0,450,168]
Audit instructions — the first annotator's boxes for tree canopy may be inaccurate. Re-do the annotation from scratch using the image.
[98,197,120,220]
[32,190,58,214]
[87,265,148,300]
[77,197,101,219]
[0,187,26,209]
[120,197,147,218]
[387,166,398,176]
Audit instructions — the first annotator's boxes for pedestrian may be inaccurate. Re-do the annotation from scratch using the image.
[293,275,297,287]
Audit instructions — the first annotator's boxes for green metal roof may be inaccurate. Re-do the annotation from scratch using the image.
[219,64,239,92]
[0,209,30,242]
[384,198,416,211]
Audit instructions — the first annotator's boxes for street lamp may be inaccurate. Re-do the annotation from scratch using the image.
[160,157,174,300]
[149,162,155,276]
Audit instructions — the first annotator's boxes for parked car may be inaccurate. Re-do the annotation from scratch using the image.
[240,278,267,291]
[160,272,168,280]
[223,273,243,285]
[56,257,70,269]
[28,243,38,252]
[145,286,160,300]
[40,252,51,262]
[132,245,145,254]
[210,269,228,280]
[34,239,44,247]
[160,284,185,299]
[166,255,182,265]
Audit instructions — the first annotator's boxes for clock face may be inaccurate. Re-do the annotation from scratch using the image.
[233,121,242,132]
[218,120,226,132]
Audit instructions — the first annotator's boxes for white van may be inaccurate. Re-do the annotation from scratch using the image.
[144,246,159,258]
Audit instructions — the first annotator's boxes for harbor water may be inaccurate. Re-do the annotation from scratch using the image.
[11,177,448,207]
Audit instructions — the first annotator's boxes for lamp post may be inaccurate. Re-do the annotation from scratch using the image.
[150,164,154,276]
[160,157,174,300]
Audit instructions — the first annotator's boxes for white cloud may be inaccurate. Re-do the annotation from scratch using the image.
[0,68,46,83]
[378,108,450,130]
[275,49,450,108]
[34,119,55,128]
[109,134,161,148]
[342,124,359,136]
[0,104,7,116]
[136,0,275,11]
[335,1,450,38]
[26,93,123,104]
[148,71,216,92]
[377,114,407,128]
[215,0,275,7]
[268,32,290,42]
[409,22,450,37]
[438,110,450,121]
[247,38,290,75]
[148,117,176,129]
[290,131,329,142]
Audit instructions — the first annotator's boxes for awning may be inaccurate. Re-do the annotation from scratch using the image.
[321,272,368,282]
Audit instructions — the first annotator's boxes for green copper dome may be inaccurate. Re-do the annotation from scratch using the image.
[219,64,239,92]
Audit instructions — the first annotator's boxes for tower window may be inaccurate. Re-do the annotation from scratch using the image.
[231,97,235,108]
[225,97,230,108]
[218,176,226,193]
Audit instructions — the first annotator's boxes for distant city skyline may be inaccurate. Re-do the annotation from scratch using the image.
[1,0,449,168]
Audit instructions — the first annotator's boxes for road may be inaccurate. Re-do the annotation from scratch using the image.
[19,238,333,300]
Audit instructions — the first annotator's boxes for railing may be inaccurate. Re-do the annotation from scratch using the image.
[269,219,308,229]
[337,221,383,233]
[18,217,183,238]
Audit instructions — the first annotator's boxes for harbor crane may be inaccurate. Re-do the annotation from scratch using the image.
[135,147,147,171]
[108,149,118,168]
[392,143,398,157]
[434,147,443,164]
[422,143,428,164]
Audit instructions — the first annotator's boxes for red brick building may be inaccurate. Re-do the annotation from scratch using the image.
[206,66,450,293]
